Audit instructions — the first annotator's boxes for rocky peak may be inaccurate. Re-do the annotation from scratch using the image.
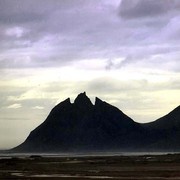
[56,98,71,107]
[95,97,112,108]
[74,92,93,108]
[95,97,104,106]
[51,98,71,113]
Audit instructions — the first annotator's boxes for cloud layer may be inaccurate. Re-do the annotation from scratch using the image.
[0,0,180,149]
[0,0,179,70]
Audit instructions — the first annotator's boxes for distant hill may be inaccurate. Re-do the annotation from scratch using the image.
[142,106,180,151]
[11,92,180,152]
[143,106,180,130]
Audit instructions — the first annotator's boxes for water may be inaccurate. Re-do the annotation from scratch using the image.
[0,151,179,159]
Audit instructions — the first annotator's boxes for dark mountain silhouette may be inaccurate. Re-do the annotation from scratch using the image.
[12,92,180,152]
[144,106,180,130]
[142,106,180,151]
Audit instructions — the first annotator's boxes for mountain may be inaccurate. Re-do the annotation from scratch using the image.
[142,106,180,151]
[11,92,180,152]
[143,106,180,130]
[12,92,146,152]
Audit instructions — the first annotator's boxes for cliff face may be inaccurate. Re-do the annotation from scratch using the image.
[12,92,180,152]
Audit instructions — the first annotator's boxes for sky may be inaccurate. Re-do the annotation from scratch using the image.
[0,0,180,149]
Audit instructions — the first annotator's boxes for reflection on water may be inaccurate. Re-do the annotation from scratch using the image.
[11,173,180,179]
[12,172,114,179]
[11,172,24,177]
[32,175,113,179]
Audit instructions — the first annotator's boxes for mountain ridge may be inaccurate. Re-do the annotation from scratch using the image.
[143,105,180,129]
[11,92,180,152]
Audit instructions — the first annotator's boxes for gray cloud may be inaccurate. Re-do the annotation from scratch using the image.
[119,0,174,19]
[0,0,179,71]
[0,12,44,25]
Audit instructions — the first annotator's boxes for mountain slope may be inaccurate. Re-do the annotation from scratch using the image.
[142,106,180,150]
[144,106,180,130]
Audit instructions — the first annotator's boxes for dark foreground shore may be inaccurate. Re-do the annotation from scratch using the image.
[1,153,180,179]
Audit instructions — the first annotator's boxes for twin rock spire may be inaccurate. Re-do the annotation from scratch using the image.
[62,92,104,107]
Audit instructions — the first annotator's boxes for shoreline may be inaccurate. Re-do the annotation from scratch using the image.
[1,153,180,179]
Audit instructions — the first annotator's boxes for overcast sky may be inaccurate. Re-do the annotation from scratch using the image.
[0,0,180,149]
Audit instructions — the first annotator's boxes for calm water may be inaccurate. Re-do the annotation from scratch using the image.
[0,151,179,158]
